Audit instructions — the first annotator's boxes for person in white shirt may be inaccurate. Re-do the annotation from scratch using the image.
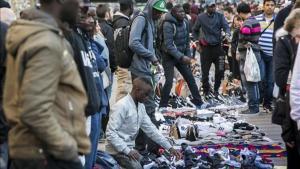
[290,9,300,133]
[105,77,181,169]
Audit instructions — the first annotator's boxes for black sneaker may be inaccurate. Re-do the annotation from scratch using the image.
[240,109,261,116]
[263,105,273,113]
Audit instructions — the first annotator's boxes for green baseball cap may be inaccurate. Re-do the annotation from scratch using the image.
[153,0,168,13]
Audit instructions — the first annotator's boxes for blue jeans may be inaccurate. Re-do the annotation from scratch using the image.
[260,52,274,107]
[240,50,263,113]
[0,142,8,169]
[85,110,103,169]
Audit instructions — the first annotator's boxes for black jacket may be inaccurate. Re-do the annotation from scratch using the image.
[193,12,230,45]
[274,34,298,89]
[66,28,101,116]
[112,12,130,29]
[0,21,8,144]
[162,13,191,61]
[98,19,117,73]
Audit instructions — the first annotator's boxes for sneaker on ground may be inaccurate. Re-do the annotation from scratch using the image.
[263,105,273,113]
[196,102,210,110]
[240,109,261,116]
[158,107,169,113]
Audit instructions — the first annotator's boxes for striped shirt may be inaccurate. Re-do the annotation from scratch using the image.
[256,14,276,56]
[238,16,261,52]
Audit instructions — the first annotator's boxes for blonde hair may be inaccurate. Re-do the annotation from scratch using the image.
[284,8,300,33]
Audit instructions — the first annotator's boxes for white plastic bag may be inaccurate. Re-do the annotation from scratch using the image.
[244,47,261,82]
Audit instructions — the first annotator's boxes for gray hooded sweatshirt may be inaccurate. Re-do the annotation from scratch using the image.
[129,0,159,77]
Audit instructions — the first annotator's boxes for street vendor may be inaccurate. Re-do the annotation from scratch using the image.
[105,77,181,169]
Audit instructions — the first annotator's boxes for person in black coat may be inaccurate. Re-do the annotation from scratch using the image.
[97,4,117,74]
[112,0,134,102]
[159,4,205,109]
[274,28,300,169]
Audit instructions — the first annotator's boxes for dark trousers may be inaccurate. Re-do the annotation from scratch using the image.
[131,73,160,154]
[286,144,300,169]
[200,45,225,94]
[260,52,274,107]
[159,58,202,107]
[10,157,83,169]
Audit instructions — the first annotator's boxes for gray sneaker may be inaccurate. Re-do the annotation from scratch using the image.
[240,109,261,116]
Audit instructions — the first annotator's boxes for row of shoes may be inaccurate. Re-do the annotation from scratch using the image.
[155,90,248,111]
[158,114,264,144]
[141,144,273,169]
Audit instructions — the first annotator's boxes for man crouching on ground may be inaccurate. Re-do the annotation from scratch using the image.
[105,77,181,169]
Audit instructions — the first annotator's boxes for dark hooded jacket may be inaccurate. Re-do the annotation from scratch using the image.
[65,27,101,117]
[162,12,191,61]
[129,0,159,77]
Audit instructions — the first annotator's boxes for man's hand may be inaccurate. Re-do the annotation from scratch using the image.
[225,33,231,42]
[286,141,295,148]
[181,56,192,65]
[128,150,142,161]
[169,147,182,160]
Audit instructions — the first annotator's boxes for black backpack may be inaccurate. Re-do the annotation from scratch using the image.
[114,13,148,68]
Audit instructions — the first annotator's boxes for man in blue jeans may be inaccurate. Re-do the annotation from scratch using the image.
[237,3,262,114]
[78,10,109,169]
[256,0,276,113]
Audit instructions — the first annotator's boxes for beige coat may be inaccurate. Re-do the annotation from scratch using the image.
[3,9,90,160]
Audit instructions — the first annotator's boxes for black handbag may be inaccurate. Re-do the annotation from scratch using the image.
[272,89,288,125]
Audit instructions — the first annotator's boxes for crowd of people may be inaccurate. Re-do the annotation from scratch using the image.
[0,0,300,168]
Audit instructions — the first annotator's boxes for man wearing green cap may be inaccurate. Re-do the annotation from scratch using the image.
[128,0,167,153]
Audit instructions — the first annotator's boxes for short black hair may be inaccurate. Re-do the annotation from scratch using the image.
[0,0,11,8]
[183,3,191,14]
[166,2,173,11]
[97,4,110,19]
[224,6,233,13]
[237,2,251,14]
[171,4,183,16]
[134,77,152,87]
[119,0,133,12]
[263,0,276,5]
